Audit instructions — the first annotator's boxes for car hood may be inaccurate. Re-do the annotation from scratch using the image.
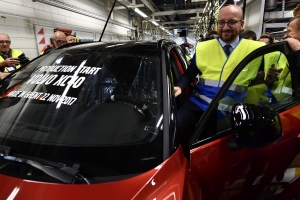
[0,148,188,200]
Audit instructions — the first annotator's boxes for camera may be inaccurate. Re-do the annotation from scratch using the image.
[18,53,30,65]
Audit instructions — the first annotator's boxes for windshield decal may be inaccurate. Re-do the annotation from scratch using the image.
[6,90,77,105]
[26,65,101,88]
[4,62,102,106]
[36,65,101,75]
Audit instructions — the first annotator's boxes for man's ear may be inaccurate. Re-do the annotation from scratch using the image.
[241,20,245,28]
[50,38,54,45]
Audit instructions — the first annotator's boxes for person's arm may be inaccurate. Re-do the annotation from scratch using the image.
[290,50,300,77]
[174,56,201,97]
[286,38,300,70]
[0,72,10,80]
[0,58,20,69]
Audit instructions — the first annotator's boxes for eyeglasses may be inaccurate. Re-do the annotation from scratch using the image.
[217,20,242,28]
[53,39,67,45]
[0,40,11,44]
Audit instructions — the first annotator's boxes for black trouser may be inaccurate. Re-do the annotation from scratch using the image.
[177,100,217,160]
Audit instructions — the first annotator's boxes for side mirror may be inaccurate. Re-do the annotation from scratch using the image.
[230,103,282,149]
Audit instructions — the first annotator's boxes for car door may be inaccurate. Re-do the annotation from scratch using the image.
[189,41,300,200]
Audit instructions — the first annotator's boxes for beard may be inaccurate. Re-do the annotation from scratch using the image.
[219,30,237,43]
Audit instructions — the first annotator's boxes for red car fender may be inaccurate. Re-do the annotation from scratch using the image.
[132,146,202,200]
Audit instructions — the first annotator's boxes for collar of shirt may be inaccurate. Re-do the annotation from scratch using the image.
[218,36,240,49]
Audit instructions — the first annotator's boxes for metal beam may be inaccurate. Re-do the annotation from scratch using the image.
[265,23,289,28]
[164,25,198,29]
[114,4,144,9]
[160,19,200,25]
[152,8,204,16]
[140,0,156,13]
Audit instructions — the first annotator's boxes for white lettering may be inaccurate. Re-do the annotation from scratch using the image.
[72,77,85,88]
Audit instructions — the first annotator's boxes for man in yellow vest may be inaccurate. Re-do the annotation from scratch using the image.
[272,6,300,101]
[0,32,28,79]
[174,5,266,156]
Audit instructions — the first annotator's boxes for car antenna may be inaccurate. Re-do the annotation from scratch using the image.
[99,0,117,42]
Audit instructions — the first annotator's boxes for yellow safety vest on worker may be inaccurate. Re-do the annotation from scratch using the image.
[263,52,292,101]
[191,38,265,112]
[186,55,191,62]
[0,49,23,73]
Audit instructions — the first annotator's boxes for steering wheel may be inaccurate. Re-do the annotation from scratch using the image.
[109,94,152,121]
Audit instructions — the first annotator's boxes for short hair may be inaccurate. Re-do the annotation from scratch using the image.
[288,15,300,31]
[259,34,273,44]
[240,30,257,40]
[0,32,11,40]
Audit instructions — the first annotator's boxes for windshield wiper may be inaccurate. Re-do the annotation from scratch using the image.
[0,145,90,184]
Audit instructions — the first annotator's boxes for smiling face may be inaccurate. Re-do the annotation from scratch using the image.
[217,5,244,43]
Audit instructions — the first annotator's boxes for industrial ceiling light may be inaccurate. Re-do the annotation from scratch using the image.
[134,8,148,18]
[151,21,159,26]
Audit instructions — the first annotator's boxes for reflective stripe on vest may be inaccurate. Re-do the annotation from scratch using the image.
[198,78,248,93]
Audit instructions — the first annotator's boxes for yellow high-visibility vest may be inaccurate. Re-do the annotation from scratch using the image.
[191,38,265,111]
[0,49,23,72]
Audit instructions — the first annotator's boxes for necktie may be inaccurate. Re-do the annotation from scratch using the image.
[224,44,231,56]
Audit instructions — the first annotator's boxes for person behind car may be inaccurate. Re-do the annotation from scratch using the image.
[284,13,300,60]
[66,35,76,43]
[259,34,274,45]
[239,29,257,40]
[0,32,29,79]
[42,31,67,54]
[272,13,300,100]
[238,29,286,104]
[180,44,191,65]
[174,5,266,158]
[264,6,300,101]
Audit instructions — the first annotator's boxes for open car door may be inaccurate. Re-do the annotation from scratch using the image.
[189,41,300,200]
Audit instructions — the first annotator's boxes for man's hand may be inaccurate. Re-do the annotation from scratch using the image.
[174,86,182,97]
[0,72,10,80]
[266,65,283,84]
[286,38,300,52]
[0,58,20,68]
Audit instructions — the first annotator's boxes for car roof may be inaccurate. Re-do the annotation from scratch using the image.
[56,39,177,54]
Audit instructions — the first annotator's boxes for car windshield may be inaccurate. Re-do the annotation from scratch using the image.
[0,43,163,182]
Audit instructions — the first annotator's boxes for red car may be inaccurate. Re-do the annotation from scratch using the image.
[0,40,299,199]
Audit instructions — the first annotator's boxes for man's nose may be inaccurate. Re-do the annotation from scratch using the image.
[222,23,231,29]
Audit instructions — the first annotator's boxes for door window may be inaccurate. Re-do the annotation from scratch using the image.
[192,42,299,143]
